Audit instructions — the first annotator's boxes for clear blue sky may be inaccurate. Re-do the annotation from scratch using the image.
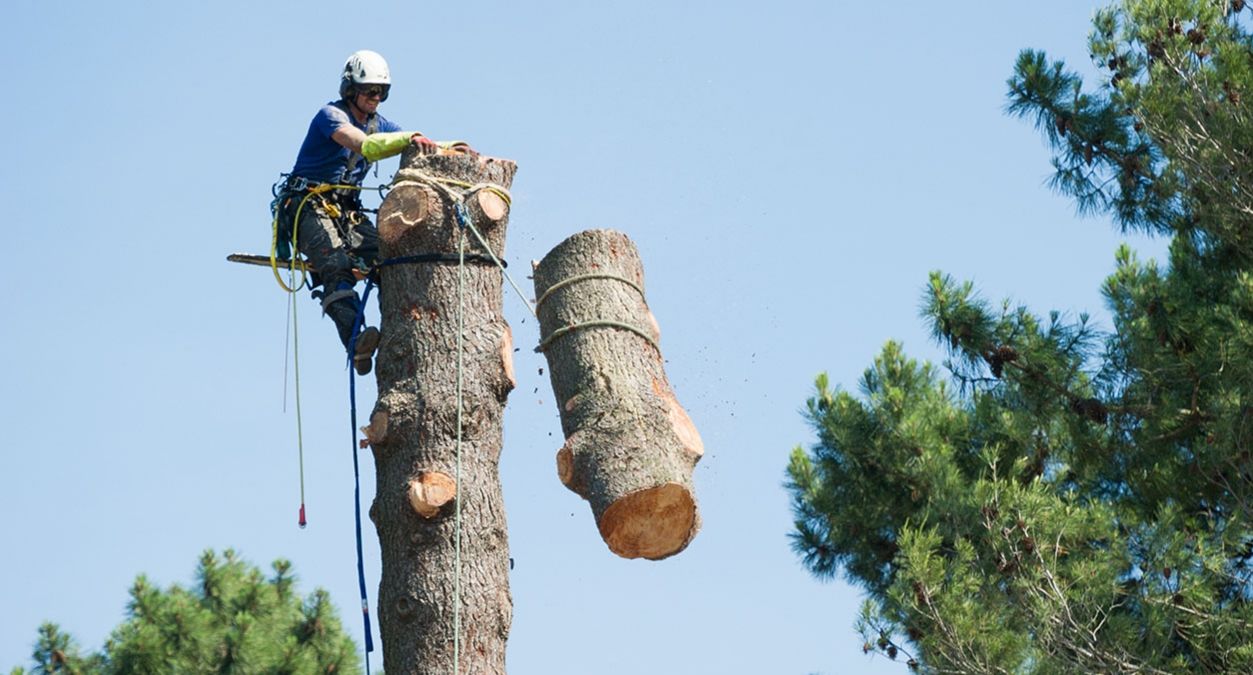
[2,2,1166,673]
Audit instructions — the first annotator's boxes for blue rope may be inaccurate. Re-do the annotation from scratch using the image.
[347,279,377,673]
[377,252,503,268]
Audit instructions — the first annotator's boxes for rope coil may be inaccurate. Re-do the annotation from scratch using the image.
[534,272,645,309]
[536,319,660,353]
[389,170,535,320]
[533,273,658,353]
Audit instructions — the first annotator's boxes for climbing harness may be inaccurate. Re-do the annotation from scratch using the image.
[340,100,380,182]
[269,176,386,293]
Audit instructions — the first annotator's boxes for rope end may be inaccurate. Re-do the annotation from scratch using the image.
[298,504,307,529]
[363,604,375,651]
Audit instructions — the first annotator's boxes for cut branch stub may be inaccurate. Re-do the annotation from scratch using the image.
[407,471,457,519]
[533,229,702,560]
[377,182,437,247]
[361,410,389,449]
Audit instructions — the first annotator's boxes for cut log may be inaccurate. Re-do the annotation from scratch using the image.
[370,149,517,674]
[532,229,702,560]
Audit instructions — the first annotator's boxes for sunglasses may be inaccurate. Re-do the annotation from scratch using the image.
[359,85,388,99]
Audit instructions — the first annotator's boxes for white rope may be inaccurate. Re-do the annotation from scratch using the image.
[453,222,466,675]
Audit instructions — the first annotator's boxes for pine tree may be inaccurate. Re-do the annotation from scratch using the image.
[787,0,1253,672]
[8,550,361,675]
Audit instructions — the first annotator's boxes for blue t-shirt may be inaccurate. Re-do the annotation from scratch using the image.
[290,100,402,185]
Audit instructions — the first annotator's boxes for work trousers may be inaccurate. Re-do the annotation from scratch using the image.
[277,190,380,347]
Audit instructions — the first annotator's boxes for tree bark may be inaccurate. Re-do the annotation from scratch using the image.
[366,149,516,674]
[532,229,703,560]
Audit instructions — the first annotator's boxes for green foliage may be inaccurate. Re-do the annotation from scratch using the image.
[788,1,1253,672]
[9,550,361,675]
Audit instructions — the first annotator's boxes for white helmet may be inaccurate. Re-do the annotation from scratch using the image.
[340,50,391,101]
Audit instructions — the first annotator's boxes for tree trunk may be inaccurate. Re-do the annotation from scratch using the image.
[532,229,703,560]
[364,149,516,674]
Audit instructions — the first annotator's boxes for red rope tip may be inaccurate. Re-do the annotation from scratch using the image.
[298,504,307,528]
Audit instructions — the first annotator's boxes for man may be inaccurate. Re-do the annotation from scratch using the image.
[276,49,436,375]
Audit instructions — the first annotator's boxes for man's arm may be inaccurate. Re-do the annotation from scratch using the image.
[331,125,369,154]
[353,130,440,161]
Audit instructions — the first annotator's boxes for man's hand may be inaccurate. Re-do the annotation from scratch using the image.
[411,134,439,155]
[442,141,479,157]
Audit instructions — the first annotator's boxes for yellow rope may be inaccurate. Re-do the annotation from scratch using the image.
[391,170,512,209]
[389,171,534,322]
[270,209,307,293]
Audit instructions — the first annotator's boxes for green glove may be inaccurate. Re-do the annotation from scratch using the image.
[361,131,420,161]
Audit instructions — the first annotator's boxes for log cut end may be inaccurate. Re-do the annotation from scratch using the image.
[555,442,580,494]
[378,183,435,245]
[598,483,698,560]
[475,189,509,223]
[500,325,516,391]
[407,471,457,519]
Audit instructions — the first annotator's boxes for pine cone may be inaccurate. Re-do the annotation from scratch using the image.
[986,345,1018,378]
[988,353,1004,378]
[1070,397,1109,424]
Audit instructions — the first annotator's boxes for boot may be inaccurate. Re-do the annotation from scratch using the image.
[353,326,381,376]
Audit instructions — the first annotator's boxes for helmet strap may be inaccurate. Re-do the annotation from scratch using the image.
[346,93,373,123]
